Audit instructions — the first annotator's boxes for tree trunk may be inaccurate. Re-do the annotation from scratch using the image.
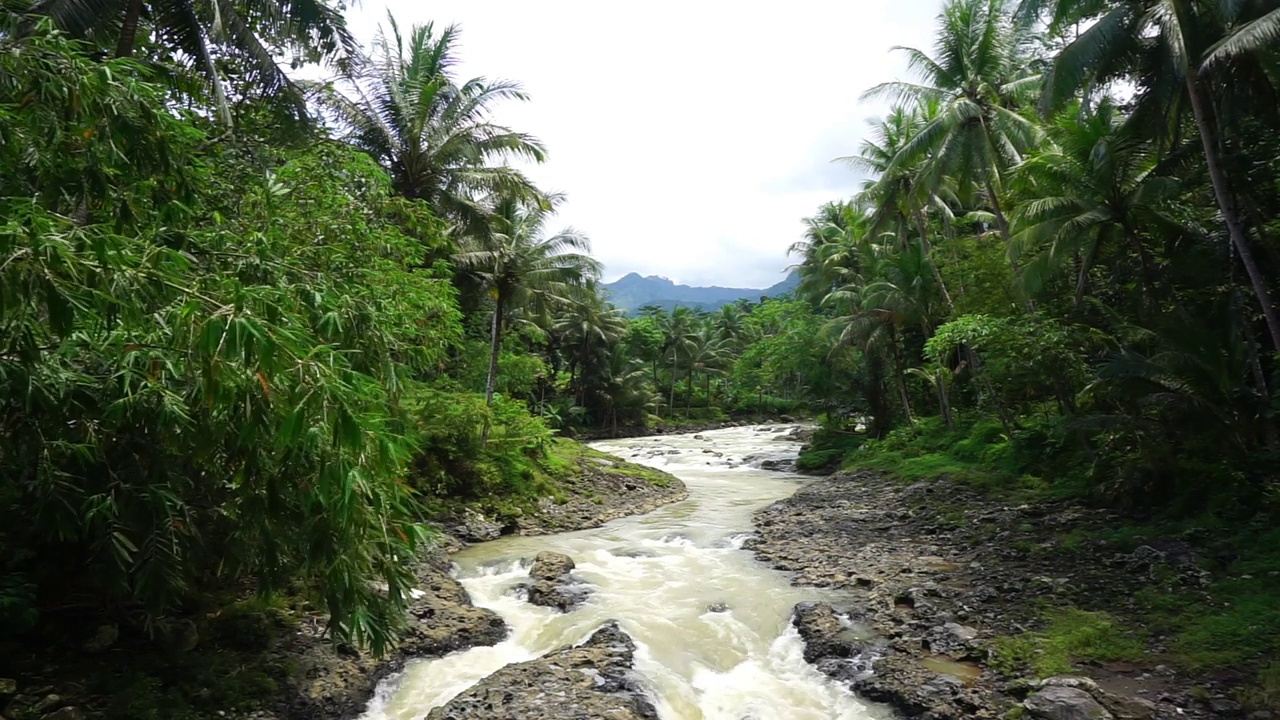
[668,351,678,417]
[115,0,145,57]
[480,297,504,446]
[984,175,1035,313]
[1185,70,1280,352]
[685,370,694,418]
[913,209,955,310]
[484,300,503,406]
[935,374,955,429]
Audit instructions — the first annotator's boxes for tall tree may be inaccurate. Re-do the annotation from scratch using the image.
[1034,0,1280,350]
[453,195,600,407]
[322,17,545,235]
[29,0,356,124]
[867,0,1043,296]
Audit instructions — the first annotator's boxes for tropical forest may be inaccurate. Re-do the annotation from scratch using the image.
[1,0,1279,718]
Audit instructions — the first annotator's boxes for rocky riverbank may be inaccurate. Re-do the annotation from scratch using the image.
[278,445,686,720]
[750,470,1241,720]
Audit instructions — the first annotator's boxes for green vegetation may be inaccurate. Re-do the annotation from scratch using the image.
[991,609,1146,677]
[4,0,1280,711]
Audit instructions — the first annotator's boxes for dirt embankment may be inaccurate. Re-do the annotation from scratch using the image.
[750,470,1238,720]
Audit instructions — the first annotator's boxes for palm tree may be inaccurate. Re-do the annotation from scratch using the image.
[657,307,699,417]
[322,17,545,235]
[453,195,601,407]
[686,328,726,415]
[555,295,626,405]
[30,0,355,124]
[1009,98,1181,311]
[1032,0,1280,350]
[846,103,959,309]
[866,0,1042,291]
[789,200,875,305]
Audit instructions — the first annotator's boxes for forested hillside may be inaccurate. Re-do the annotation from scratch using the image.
[601,271,799,313]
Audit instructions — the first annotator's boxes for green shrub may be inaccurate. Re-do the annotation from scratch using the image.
[990,608,1144,677]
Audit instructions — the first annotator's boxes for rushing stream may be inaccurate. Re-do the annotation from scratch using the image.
[360,426,890,719]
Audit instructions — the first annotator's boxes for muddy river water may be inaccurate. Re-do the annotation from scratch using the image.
[359,426,891,720]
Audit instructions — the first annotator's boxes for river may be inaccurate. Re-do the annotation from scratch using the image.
[359,425,890,719]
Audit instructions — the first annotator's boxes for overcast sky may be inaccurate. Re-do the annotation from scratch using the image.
[343,2,943,288]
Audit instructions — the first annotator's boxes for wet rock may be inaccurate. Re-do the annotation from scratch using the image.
[524,551,587,611]
[525,581,588,612]
[758,458,795,472]
[427,622,657,720]
[706,603,729,613]
[791,602,870,664]
[530,551,576,581]
[1024,685,1113,720]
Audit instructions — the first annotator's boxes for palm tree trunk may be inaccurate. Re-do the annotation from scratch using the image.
[480,301,503,446]
[115,0,145,57]
[983,176,1035,313]
[686,370,694,418]
[668,352,678,417]
[913,209,955,310]
[484,301,503,405]
[935,374,955,429]
[1185,70,1280,353]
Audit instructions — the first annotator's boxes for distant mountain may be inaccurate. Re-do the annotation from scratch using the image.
[602,270,799,313]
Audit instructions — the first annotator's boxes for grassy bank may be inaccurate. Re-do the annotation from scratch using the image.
[801,415,1280,710]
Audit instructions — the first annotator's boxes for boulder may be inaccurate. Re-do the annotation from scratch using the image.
[427,622,657,720]
[1039,677,1156,720]
[529,551,575,581]
[1024,686,1113,720]
[525,581,587,612]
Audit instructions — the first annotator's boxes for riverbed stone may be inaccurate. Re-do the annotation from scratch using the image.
[791,602,872,664]
[525,580,588,612]
[1039,677,1156,720]
[1024,686,1113,720]
[426,622,657,720]
[530,551,575,580]
[451,509,503,542]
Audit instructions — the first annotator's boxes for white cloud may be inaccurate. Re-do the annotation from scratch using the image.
[346,0,943,287]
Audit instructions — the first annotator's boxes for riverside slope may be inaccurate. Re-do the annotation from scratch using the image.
[750,470,1233,720]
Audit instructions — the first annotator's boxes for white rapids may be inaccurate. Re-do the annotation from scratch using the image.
[359,425,890,720]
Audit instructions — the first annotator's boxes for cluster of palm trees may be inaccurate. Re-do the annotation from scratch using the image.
[315,17,612,414]
[791,0,1280,465]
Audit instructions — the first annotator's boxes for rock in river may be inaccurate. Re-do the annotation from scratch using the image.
[523,550,588,612]
[530,551,576,580]
[426,622,657,720]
